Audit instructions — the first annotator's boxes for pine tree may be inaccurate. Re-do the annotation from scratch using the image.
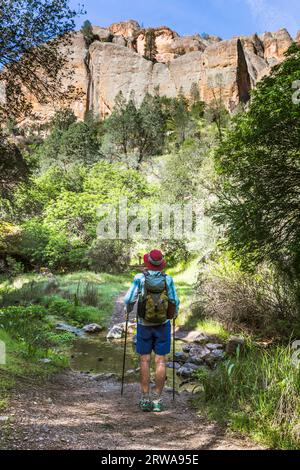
[144,29,158,62]
[81,20,94,47]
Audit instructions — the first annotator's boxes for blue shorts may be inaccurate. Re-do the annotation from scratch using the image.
[136,321,171,356]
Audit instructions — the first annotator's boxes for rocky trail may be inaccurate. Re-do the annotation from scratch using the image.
[0,295,261,450]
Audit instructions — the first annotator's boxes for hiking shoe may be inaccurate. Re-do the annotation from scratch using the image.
[139,398,152,412]
[152,401,163,412]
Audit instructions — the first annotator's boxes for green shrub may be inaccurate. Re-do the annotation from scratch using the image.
[0,305,50,356]
[87,239,131,273]
[194,343,300,449]
[195,253,300,339]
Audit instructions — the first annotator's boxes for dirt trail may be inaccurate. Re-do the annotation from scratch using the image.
[0,295,261,450]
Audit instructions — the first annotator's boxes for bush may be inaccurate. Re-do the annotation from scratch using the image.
[87,239,131,273]
[0,305,50,356]
[195,253,300,339]
[194,343,300,449]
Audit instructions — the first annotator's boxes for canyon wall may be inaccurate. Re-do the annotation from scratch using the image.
[18,20,298,123]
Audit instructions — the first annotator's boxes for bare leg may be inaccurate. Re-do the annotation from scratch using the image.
[154,354,166,396]
[140,354,151,395]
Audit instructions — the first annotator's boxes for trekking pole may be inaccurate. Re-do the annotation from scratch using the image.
[121,307,129,396]
[172,317,176,401]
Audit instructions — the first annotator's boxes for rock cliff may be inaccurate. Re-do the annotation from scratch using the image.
[15,20,297,122]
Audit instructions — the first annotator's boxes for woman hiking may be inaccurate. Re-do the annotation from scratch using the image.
[124,249,180,412]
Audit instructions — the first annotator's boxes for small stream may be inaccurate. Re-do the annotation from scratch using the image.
[69,331,184,389]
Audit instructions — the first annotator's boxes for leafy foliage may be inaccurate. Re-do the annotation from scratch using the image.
[0,0,83,122]
[214,46,300,277]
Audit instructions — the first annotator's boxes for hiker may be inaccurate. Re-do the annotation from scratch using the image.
[124,249,180,412]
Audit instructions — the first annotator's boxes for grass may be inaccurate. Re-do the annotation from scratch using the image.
[0,327,69,411]
[0,270,132,412]
[193,341,300,449]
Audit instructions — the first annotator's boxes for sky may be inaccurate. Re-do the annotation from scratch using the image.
[70,0,300,39]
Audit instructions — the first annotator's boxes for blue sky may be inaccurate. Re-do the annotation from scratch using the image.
[71,0,300,39]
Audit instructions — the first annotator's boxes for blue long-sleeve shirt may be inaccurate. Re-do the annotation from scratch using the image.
[124,270,180,326]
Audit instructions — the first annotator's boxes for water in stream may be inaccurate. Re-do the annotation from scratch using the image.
[70,331,183,389]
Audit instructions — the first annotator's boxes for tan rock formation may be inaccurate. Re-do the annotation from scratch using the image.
[260,28,293,65]
[26,32,88,123]
[6,20,296,124]
[109,20,140,38]
[200,38,251,111]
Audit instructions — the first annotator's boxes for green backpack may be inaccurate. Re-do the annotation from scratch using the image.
[137,271,169,324]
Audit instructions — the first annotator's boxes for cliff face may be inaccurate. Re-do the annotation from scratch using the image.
[18,20,296,122]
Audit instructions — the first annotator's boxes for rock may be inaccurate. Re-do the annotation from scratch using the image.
[106,324,123,339]
[189,346,210,359]
[82,323,103,333]
[38,358,52,364]
[186,355,204,366]
[56,322,84,337]
[112,35,127,47]
[193,333,210,345]
[124,369,137,376]
[166,361,181,370]
[206,343,223,350]
[109,20,140,38]
[260,28,292,64]
[296,31,300,44]
[226,336,245,356]
[91,372,118,381]
[173,351,187,363]
[92,26,112,42]
[15,21,294,125]
[211,349,225,358]
[177,363,201,378]
[182,343,193,353]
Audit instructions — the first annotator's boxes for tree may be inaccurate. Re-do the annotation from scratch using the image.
[0,0,83,123]
[105,92,166,168]
[167,89,191,145]
[144,29,158,62]
[190,82,200,104]
[35,109,101,170]
[205,74,230,141]
[214,45,300,276]
[104,91,138,159]
[81,20,94,47]
[0,133,29,201]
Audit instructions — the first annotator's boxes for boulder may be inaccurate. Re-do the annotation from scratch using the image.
[166,361,181,370]
[91,372,118,381]
[82,323,103,333]
[56,322,84,337]
[92,26,112,42]
[189,346,210,359]
[206,343,223,350]
[106,324,123,339]
[177,363,201,378]
[186,355,204,366]
[173,351,187,363]
[193,332,210,344]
